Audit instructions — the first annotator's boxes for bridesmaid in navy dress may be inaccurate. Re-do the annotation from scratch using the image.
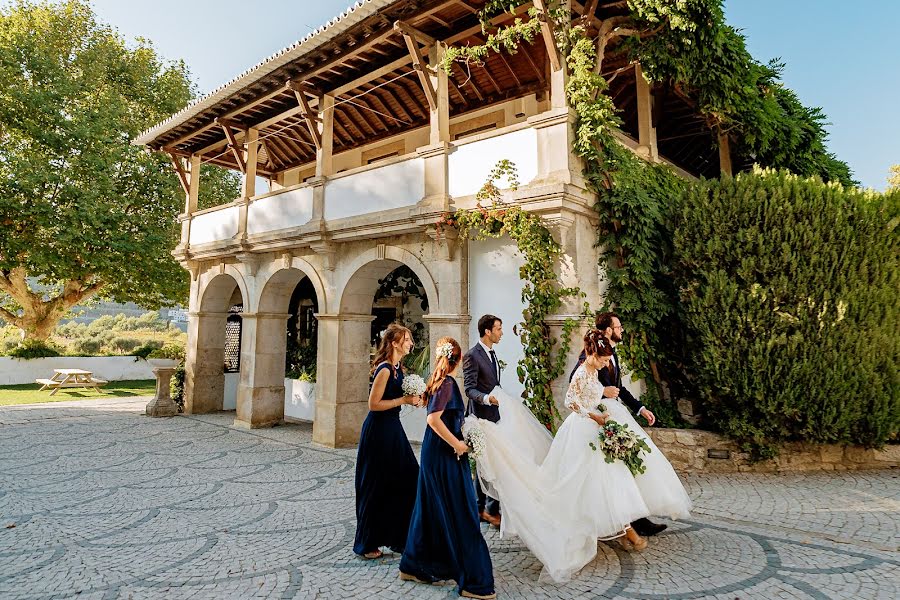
[399,337,495,599]
[354,323,423,559]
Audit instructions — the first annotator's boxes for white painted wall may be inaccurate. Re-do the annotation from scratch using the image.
[190,205,239,245]
[467,236,528,402]
[223,372,238,410]
[248,186,314,235]
[324,157,425,221]
[0,356,156,385]
[449,128,538,199]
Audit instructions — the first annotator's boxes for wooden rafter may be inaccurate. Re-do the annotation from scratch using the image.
[580,0,600,27]
[519,44,546,85]
[215,118,247,174]
[351,96,390,131]
[374,80,416,122]
[451,62,485,101]
[389,79,428,119]
[367,88,409,126]
[286,81,323,150]
[394,20,437,110]
[532,0,561,71]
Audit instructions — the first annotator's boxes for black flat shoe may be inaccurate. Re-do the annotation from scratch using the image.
[632,518,668,536]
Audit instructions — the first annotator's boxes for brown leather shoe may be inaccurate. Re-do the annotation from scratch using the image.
[479,511,500,528]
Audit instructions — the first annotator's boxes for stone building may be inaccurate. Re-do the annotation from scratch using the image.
[135,0,725,447]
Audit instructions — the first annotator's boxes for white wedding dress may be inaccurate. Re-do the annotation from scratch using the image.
[472,364,692,583]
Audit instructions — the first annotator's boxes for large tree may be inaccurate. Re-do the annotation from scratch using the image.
[0,0,238,340]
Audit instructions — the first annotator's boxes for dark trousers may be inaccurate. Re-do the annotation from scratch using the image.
[474,466,500,516]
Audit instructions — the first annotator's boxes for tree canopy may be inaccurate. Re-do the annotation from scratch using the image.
[0,0,238,339]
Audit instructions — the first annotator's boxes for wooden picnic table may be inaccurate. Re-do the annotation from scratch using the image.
[35,369,108,396]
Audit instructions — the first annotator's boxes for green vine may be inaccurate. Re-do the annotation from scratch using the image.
[440,1,854,423]
[439,160,587,432]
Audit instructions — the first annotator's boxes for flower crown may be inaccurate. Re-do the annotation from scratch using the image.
[588,330,607,350]
[435,342,454,360]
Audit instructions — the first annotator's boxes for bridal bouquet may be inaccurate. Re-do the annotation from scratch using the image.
[461,415,486,464]
[401,374,426,398]
[589,420,652,476]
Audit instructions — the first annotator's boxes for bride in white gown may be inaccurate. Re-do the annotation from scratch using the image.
[471,330,692,583]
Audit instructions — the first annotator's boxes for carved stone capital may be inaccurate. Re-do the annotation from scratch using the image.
[310,240,337,270]
[236,252,261,276]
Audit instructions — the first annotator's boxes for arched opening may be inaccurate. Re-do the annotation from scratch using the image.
[236,266,323,429]
[334,258,434,443]
[186,273,245,414]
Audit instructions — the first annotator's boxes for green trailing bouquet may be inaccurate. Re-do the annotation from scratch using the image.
[589,420,652,476]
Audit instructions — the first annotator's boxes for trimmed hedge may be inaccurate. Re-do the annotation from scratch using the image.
[672,169,899,458]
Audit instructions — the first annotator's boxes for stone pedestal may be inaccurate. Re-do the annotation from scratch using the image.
[145,366,178,417]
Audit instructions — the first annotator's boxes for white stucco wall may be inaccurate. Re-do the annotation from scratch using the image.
[401,405,426,443]
[467,236,528,402]
[325,157,425,221]
[248,186,313,235]
[190,205,240,245]
[449,127,538,199]
[0,356,156,385]
[284,378,315,421]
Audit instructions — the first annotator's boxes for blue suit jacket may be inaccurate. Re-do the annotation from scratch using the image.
[463,344,501,423]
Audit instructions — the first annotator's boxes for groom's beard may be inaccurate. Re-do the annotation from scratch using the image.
[611,331,622,344]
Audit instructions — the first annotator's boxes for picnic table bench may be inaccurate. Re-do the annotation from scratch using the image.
[36,369,108,396]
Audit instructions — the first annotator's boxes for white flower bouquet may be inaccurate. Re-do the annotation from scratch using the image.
[462,415,487,461]
[401,374,426,397]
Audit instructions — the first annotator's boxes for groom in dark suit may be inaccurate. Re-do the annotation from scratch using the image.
[463,314,503,528]
[569,311,668,537]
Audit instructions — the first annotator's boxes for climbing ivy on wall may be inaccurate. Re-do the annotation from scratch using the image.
[439,161,587,431]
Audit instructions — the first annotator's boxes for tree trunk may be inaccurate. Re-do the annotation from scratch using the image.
[0,268,105,341]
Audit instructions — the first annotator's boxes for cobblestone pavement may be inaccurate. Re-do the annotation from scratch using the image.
[1,398,897,600]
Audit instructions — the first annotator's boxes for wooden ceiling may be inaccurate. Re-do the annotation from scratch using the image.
[145,0,719,179]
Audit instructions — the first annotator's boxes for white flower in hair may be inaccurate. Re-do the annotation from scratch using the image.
[436,342,454,360]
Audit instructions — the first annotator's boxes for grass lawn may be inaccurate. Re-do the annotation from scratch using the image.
[0,380,156,406]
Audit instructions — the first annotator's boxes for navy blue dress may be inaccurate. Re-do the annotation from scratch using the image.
[399,377,495,596]
[353,362,420,556]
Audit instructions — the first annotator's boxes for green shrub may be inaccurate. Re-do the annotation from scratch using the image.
[8,339,63,359]
[132,341,163,359]
[111,337,141,353]
[73,338,103,355]
[672,169,900,458]
[149,343,185,361]
[170,363,185,412]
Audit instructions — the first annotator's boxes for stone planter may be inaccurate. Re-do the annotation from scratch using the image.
[284,378,316,422]
[145,360,181,417]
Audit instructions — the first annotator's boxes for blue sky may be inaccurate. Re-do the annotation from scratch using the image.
[53,1,900,189]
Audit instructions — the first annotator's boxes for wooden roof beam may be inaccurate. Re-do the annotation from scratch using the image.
[533,0,561,71]
[215,118,247,174]
[167,153,190,195]
[394,20,438,110]
[286,81,323,150]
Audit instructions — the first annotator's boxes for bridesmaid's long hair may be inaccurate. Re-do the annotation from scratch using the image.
[425,336,462,396]
[371,323,412,375]
[584,329,614,375]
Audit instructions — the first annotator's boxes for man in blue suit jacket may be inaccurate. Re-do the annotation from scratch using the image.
[568,312,668,537]
[463,314,503,527]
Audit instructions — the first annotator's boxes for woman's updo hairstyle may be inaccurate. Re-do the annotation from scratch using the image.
[425,336,462,395]
[583,329,614,358]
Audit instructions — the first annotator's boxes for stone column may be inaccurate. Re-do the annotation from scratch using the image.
[145,364,179,417]
[635,63,659,161]
[234,311,290,429]
[312,313,374,447]
[184,311,228,414]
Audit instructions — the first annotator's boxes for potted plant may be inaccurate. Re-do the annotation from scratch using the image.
[147,343,184,369]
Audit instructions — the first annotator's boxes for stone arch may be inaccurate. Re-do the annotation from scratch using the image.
[233,259,327,429]
[186,272,245,414]
[338,245,439,314]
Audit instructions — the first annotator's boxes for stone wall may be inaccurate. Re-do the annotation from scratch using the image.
[647,428,900,473]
